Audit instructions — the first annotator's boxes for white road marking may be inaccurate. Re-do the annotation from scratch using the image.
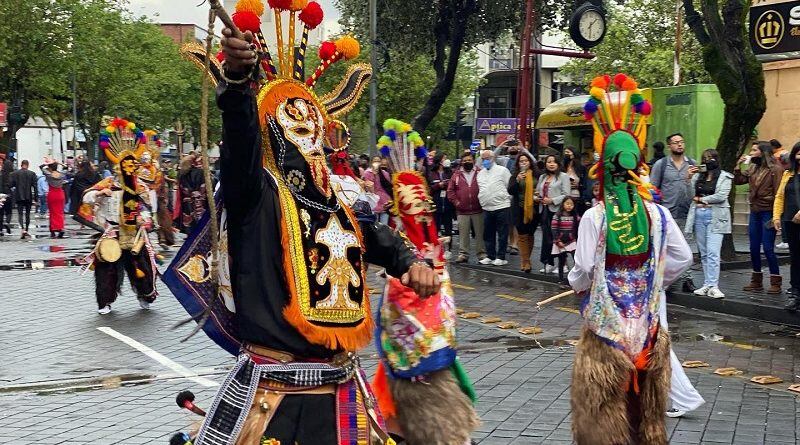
[97,326,219,387]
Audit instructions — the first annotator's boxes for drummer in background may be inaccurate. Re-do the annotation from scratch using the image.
[80,118,159,315]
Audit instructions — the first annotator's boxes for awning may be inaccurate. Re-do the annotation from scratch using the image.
[537,89,653,130]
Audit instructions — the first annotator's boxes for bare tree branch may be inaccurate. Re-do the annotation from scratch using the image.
[683,0,711,45]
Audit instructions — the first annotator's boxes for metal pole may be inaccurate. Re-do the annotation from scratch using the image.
[532,34,542,154]
[72,73,79,160]
[674,0,683,86]
[516,0,534,149]
[368,0,378,156]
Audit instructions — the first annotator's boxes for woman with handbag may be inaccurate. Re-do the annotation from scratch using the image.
[774,142,800,311]
[734,141,785,294]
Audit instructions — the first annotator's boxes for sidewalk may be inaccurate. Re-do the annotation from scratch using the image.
[452,232,799,327]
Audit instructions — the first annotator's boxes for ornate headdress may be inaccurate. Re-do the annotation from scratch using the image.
[376,119,441,258]
[97,118,148,232]
[583,74,658,256]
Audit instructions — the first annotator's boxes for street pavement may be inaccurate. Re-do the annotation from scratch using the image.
[1,219,800,444]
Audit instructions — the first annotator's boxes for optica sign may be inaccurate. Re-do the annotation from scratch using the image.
[475,118,527,134]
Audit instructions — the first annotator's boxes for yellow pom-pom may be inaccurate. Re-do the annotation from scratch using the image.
[400,123,412,133]
[106,125,116,133]
[589,87,605,101]
[289,0,308,11]
[236,0,265,16]
[135,268,146,279]
[126,122,136,130]
[336,36,360,60]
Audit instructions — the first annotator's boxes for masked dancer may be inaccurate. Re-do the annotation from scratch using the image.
[165,1,439,443]
[568,74,693,444]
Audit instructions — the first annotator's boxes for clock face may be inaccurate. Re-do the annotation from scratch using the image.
[578,10,605,42]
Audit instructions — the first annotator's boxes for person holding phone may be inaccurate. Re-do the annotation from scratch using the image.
[734,141,785,294]
[774,142,800,311]
[507,150,539,272]
[535,154,571,274]
[684,149,733,299]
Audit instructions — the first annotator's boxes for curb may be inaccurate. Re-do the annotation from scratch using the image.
[455,262,800,328]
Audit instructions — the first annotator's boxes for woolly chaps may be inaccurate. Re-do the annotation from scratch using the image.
[571,326,671,445]
[390,369,480,445]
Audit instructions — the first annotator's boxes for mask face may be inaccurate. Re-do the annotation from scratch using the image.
[277,98,325,160]
[442,159,451,168]
[508,149,519,156]
[463,162,474,171]
[482,159,493,170]
[705,159,719,170]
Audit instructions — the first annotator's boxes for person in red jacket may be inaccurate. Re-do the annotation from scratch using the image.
[447,151,486,263]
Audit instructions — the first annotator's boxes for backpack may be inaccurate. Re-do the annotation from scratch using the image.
[653,156,695,189]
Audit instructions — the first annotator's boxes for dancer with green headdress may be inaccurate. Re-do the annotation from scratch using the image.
[568,74,693,444]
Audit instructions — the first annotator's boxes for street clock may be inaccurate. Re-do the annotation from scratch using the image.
[569,3,607,50]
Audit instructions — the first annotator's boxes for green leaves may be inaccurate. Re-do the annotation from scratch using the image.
[0,0,220,155]
[559,0,711,88]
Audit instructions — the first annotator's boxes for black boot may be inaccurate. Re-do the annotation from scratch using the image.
[682,278,697,293]
[785,289,800,312]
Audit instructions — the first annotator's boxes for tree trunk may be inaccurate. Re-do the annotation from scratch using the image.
[683,0,766,260]
[412,0,476,132]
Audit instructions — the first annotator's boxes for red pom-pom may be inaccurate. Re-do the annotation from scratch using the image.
[111,118,126,128]
[613,73,627,89]
[232,11,261,33]
[267,0,292,9]
[640,101,652,116]
[583,111,594,121]
[319,41,337,60]
[299,1,324,29]
[215,50,225,63]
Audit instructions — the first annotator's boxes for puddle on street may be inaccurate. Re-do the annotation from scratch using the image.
[459,335,575,353]
[0,257,84,271]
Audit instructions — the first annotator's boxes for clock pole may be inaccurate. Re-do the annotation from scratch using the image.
[515,0,535,151]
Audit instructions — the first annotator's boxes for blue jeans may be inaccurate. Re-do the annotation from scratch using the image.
[694,208,723,287]
[749,210,779,274]
[38,194,48,214]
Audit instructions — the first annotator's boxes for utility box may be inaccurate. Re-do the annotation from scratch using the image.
[647,84,725,161]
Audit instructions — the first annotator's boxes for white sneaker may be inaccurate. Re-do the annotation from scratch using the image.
[492,259,508,266]
[443,251,452,260]
[545,264,556,274]
[539,267,547,273]
[478,258,494,265]
[98,305,112,315]
[777,242,789,249]
[666,408,686,418]
[138,298,151,310]
[693,285,711,296]
[707,287,725,299]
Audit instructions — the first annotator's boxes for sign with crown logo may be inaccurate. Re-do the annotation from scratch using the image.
[750,0,800,61]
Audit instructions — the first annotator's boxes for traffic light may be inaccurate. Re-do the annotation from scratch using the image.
[456,107,467,127]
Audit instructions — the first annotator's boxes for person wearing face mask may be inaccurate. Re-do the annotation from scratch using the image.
[562,146,589,215]
[503,141,522,255]
[507,150,538,272]
[735,141,785,294]
[685,150,733,299]
[362,155,393,225]
[535,154,571,274]
[447,152,487,263]
[427,153,454,254]
[774,142,800,311]
[477,149,512,266]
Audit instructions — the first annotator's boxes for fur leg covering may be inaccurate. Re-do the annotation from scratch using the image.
[637,327,671,445]
[389,369,480,445]
[571,326,671,445]
[94,260,122,309]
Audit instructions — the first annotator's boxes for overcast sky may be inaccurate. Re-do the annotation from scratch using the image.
[126,0,342,31]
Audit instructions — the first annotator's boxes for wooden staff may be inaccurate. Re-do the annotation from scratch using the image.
[536,289,576,308]
[208,0,244,39]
